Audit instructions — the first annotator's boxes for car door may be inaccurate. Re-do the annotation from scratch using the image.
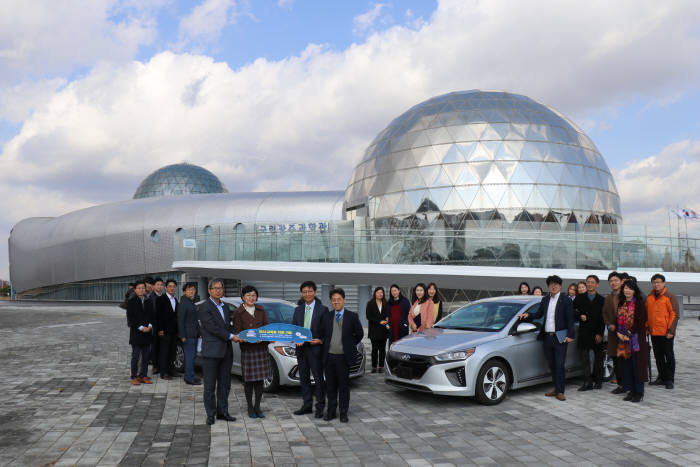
[507,303,549,385]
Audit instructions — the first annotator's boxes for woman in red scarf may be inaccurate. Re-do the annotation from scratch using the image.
[616,278,649,403]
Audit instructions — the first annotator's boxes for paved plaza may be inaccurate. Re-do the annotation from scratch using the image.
[1,301,699,467]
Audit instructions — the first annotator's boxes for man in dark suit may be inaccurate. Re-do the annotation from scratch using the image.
[156,279,179,380]
[573,274,606,391]
[198,278,236,425]
[321,288,364,423]
[177,282,201,385]
[292,280,330,418]
[127,281,154,385]
[519,275,574,401]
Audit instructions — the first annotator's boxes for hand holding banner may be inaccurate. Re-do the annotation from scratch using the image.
[238,323,313,344]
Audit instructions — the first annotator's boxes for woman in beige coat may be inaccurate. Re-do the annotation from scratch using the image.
[408,283,435,333]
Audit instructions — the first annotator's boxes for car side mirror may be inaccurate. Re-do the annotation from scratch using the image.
[512,322,537,335]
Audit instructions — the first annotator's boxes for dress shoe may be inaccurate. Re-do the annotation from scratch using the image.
[206,416,215,425]
[131,378,140,385]
[140,376,152,384]
[371,367,377,373]
[216,413,236,422]
[611,386,625,394]
[555,393,566,401]
[649,378,664,386]
[255,408,265,418]
[578,383,593,392]
[631,393,644,403]
[545,390,557,397]
[184,379,202,385]
[623,392,634,401]
[665,381,674,389]
[378,366,385,373]
[248,407,257,418]
[340,414,349,423]
[315,410,324,419]
[593,382,602,389]
[161,374,172,381]
[323,411,336,421]
[294,407,313,415]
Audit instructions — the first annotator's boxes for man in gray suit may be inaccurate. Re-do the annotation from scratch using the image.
[198,278,237,425]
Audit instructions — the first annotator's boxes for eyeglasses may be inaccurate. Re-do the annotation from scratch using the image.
[210,287,224,290]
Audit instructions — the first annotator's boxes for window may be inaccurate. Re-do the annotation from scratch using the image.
[150,230,160,243]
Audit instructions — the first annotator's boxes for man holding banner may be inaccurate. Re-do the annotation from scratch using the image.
[292,281,330,418]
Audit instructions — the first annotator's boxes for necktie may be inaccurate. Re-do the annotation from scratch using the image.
[335,312,342,322]
[304,304,311,328]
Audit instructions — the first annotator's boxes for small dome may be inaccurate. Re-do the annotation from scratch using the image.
[133,163,228,199]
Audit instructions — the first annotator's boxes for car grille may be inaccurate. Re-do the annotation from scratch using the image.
[386,351,432,380]
[349,351,364,374]
[446,367,466,387]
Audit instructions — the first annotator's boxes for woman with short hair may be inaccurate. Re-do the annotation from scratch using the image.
[366,287,389,373]
[408,283,435,333]
[233,285,272,418]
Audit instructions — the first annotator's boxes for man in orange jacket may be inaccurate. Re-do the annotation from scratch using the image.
[646,274,679,389]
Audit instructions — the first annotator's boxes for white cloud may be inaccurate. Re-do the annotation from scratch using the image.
[277,0,294,8]
[176,0,241,49]
[2,0,700,278]
[614,139,700,226]
[0,78,67,122]
[353,3,389,36]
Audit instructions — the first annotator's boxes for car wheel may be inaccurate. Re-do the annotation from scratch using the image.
[475,359,510,405]
[172,341,185,373]
[263,357,280,393]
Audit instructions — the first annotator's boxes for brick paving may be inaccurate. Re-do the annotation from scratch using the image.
[1,301,699,466]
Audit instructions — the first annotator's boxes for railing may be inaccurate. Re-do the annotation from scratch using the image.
[173,221,700,272]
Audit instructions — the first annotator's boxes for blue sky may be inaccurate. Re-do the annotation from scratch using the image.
[0,0,699,280]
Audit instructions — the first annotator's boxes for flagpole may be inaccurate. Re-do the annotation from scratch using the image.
[668,206,673,268]
[685,216,690,271]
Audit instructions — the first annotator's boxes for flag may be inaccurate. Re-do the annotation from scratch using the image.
[672,208,700,219]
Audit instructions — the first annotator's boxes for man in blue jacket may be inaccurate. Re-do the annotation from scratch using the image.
[519,275,574,401]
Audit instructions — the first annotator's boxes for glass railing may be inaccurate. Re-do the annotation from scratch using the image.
[173,220,700,272]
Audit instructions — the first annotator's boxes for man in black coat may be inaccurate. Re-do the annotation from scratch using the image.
[519,275,574,401]
[177,282,201,385]
[198,279,236,425]
[127,281,154,385]
[573,274,606,391]
[292,281,330,418]
[156,279,179,380]
[321,288,364,423]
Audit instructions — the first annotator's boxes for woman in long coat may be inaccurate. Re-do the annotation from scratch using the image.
[233,285,272,418]
[387,285,410,344]
[366,286,389,373]
[408,283,435,333]
[616,279,649,402]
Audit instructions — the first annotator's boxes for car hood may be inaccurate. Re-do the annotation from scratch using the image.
[389,328,500,355]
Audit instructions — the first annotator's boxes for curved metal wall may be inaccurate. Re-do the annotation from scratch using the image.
[9,191,345,292]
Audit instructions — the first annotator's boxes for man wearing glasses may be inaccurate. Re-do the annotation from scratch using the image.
[199,278,237,425]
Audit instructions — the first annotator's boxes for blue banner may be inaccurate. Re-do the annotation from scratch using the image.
[238,323,313,344]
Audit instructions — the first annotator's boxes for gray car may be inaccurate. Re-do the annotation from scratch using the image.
[385,296,593,405]
[174,297,366,392]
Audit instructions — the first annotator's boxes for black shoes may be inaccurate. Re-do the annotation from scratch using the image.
[611,386,625,394]
[206,416,215,425]
[623,392,634,401]
[315,410,324,419]
[255,408,265,418]
[184,378,202,385]
[294,407,313,415]
[248,407,257,418]
[665,381,674,389]
[593,382,602,389]
[371,367,377,373]
[216,413,236,422]
[339,414,349,423]
[323,411,336,421]
[630,393,644,403]
[578,383,593,392]
[649,378,664,386]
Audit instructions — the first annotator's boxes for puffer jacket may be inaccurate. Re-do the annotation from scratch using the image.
[646,288,679,336]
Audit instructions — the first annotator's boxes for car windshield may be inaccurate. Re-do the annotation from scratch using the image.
[435,301,524,331]
[224,300,295,324]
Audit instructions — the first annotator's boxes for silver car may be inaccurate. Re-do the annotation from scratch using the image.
[174,297,366,392]
[386,296,593,405]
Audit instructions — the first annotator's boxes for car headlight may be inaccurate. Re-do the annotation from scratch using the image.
[273,345,296,357]
[433,348,475,362]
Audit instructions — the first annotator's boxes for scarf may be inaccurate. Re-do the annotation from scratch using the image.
[616,298,640,359]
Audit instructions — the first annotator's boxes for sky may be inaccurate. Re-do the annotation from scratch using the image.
[1,0,699,281]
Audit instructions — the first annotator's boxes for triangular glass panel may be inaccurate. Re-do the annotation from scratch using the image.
[425,127,453,145]
[593,192,606,212]
[579,188,596,210]
[442,188,467,212]
[483,184,506,207]
[469,161,492,182]
[536,164,558,184]
[495,161,518,182]
[482,164,507,184]
[401,168,427,190]
[491,123,510,139]
[525,124,547,141]
[441,144,466,164]
[428,187,452,210]
[419,165,441,187]
[519,143,544,161]
[510,184,533,207]
[411,146,441,167]
[455,186,479,208]
[374,153,393,174]
[383,171,405,194]
[394,193,414,215]
[471,187,497,210]
[406,189,429,212]
[446,125,479,142]
[457,142,478,160]
[500,187,523,209]
[467,143,493,162]
[538,184,559,209]
[376,193,401,218]
[527,185,548,208]
[441,164,462,185]
[369,174,387,196]
[607,175,617,193]
[521,161,541,182]
[390,134,410,153]
[454,164,479,185]
[439,112,463,127]
[480,124,502,141]
[427,113,445,128]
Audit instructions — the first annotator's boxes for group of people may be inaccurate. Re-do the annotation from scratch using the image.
[518,272,679,403]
